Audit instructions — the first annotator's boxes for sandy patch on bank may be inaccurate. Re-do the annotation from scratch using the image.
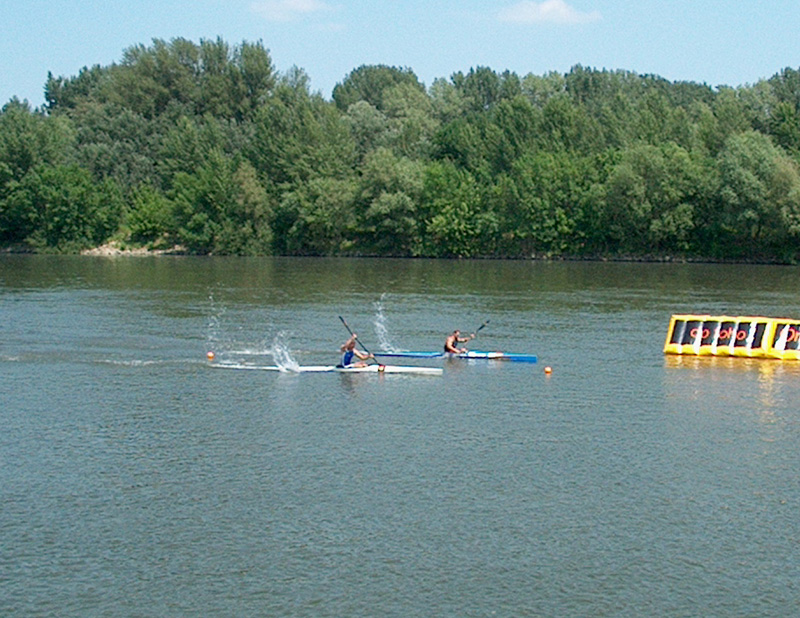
[81,242,184,256]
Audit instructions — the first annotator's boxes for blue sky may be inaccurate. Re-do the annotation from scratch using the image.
[3,0,800,109]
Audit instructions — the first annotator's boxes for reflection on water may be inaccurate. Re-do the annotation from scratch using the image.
[664,354,800,416]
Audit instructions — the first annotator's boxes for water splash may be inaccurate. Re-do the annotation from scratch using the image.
[269,332,300,372]
[206,292,226,352]
[206,292,274,359]
[373,294,399,352]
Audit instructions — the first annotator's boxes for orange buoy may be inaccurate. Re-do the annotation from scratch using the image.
[544,366,552,375]
[206,351,215,361]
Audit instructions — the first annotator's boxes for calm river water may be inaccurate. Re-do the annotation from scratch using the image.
[2,255,800,616]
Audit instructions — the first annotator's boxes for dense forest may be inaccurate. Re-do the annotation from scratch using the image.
[2,37,800,260]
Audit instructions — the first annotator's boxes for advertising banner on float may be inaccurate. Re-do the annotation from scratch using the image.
[768,320,800,360]
[663,314,792,358]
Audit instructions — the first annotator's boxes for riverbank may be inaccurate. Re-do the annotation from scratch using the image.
[0,241,794,264]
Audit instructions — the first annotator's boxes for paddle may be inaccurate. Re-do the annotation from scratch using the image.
[338,316,379,364]
[474,319,490,336]
[466,319,490,344]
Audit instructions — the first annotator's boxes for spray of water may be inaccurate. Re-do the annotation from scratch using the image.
[206,292,227,352]
[373,294,399,352]
[269,332,300,372]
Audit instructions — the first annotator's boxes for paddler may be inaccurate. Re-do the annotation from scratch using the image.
[339,333,373,367]
[444,329,475,354]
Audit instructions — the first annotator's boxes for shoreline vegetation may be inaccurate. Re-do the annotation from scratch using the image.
[2,37,800,262]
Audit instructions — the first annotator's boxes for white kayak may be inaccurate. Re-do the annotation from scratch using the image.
[212,362,443,375]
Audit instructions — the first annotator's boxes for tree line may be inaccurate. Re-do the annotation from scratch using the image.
[2,37,800,261]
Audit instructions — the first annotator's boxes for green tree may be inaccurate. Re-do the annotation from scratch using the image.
[715,131,800,258]
[249,72,356,187]
[344,100,390,160]
[158,115,249,187]
[332,65,424,112]
[712,88,752,141]
[197,38,234,118]
[228,160,274,255]
[538,94,602,154]
[431,116,490,176]
[171,150,273,254]
[107,40,183,119]
[769,101,800,154]
[126,183,173,244]
[45,65,110,112]
[429,77,468,125]
[94,38,275,121]
[520,71,566,109]
[273,177,358,255]
[197,37,275,120]
[768,67,800,111]
[494,150,604,256]
[452,67,521,113]
[68,101,160,189]
[421,160,496,257]
[356,148,424,254]
[381,82,438,159]
[600,143,702,254]
[4,164,122,251]
[484,96,540,174]
[0,99,74,180]
[0,100,76,242]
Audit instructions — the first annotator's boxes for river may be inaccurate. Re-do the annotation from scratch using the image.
[2,255,800,616]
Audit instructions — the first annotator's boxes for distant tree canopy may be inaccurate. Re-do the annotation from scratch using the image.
[2,37,800,261]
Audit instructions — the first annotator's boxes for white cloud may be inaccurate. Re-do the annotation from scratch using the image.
[251,0,332,22]
[498,0,601,25]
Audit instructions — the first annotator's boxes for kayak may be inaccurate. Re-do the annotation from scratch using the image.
[374,350,538,363]
[212,362,443,375]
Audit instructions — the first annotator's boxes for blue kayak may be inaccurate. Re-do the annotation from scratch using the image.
[373,350,538,363]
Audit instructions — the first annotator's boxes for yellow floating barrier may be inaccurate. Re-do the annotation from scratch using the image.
[664,314,800,360]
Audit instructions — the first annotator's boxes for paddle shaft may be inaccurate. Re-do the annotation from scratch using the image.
[465,319,489,343]
[338,316,377,362]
